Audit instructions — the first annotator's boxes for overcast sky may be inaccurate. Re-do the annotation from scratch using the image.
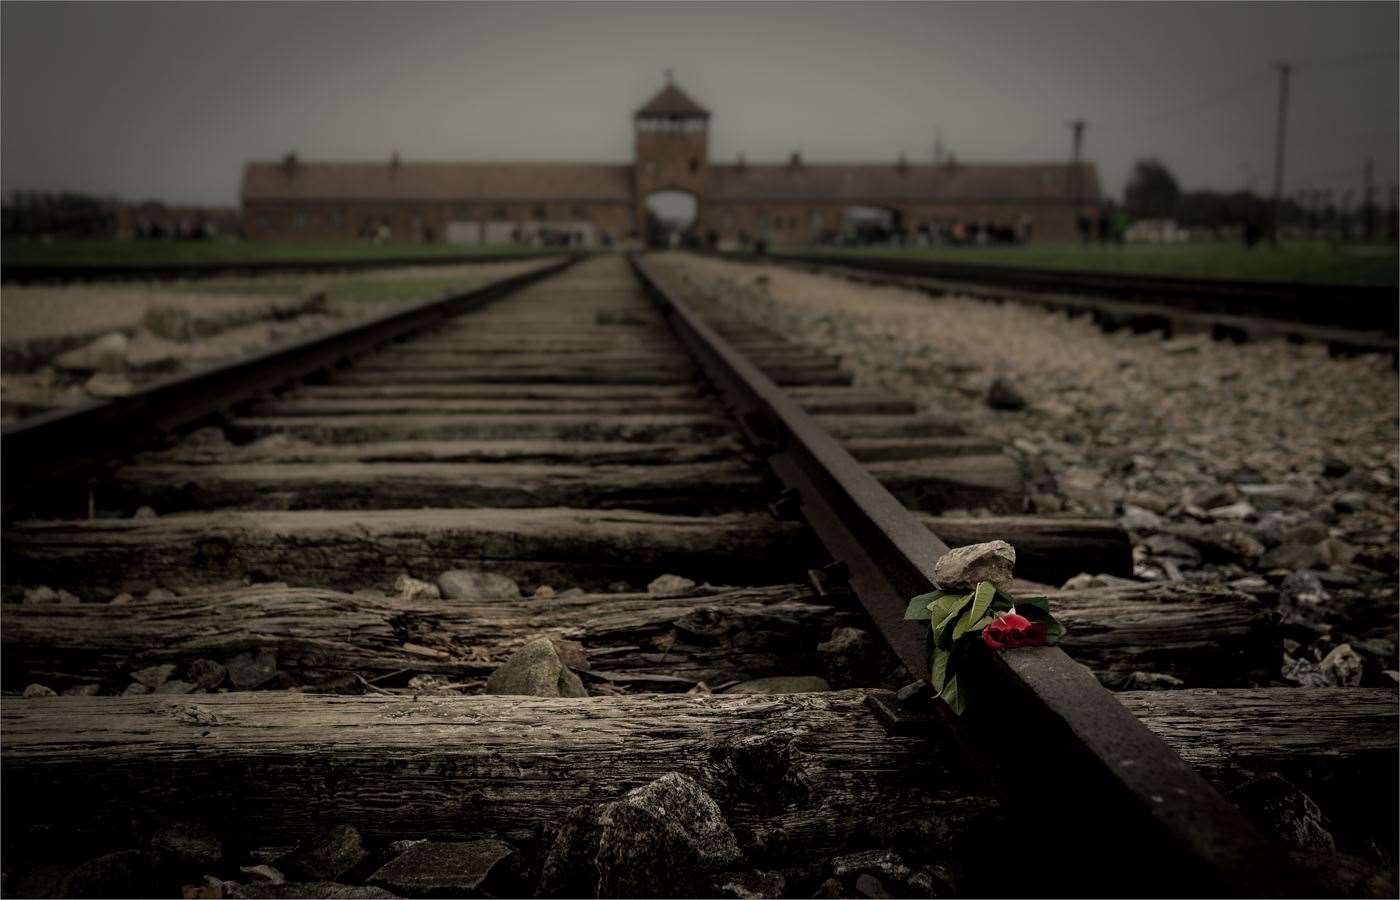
[3,1,1396,206]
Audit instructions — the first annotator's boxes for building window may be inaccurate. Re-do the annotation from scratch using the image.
[294,212,306,230]
[688,158,699,173]
[493,206,506,219]
[533,206,546,220]
[571,205,586,218]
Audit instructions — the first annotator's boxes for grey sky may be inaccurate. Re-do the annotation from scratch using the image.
[3,1,1396,207]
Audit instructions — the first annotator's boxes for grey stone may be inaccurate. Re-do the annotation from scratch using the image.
[1207,501,1256,521]
[240,864,287,884]
[84,372,134,398]
[55,850,160,898]
[485,638,587,698]
[1119,504,1163,531]
[1282,522,1330,546]
[1060,572,1140,591]
[54,331,128,373]
[1142,534,1202,562]
[131,663,176,689]
[725,676,830,694]
[1331,491,1369,514]
[647,573,698,595]
[854,874,890,898]
[1318,643,1364,686]
[368,839,517,897]
[985,376,1026,410]
[146,588,177,601]
[280,824,366,882]
[133,506,159,519]
[1263,543,1323,571]
[22,683,56,698]
[122,682,150,696]
[227,650,279,689]
[152,820,224,869]
[932,540,1016,592]
[817,626,892,687]
[539,773,740,898]
[435,569,521,601]
[154,679,196,695]
[715,871,786,899]
[62,684,102,697]
[188,658,228,690]
[393,574,440,601]
[1227,774,1334,851]
[1110,671,1185,690]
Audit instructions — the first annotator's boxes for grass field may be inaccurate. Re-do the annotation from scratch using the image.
[782,241,1399,286]
[0,238,562,269]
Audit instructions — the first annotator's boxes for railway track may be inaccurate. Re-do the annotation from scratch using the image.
[723,250,1399,357]
[1,254,1394,898]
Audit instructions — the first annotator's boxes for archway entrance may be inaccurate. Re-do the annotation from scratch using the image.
[643,190,698,248]
[840,205,902,245]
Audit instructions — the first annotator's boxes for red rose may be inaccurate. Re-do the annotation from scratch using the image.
[982,613,1048,650]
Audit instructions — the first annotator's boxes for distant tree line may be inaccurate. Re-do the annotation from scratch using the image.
[1121,159,1393,239]
[2,191,119,238]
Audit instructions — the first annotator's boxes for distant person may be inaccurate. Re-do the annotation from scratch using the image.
[1017,214,1033,244]
[1243,222,1262,249]
[1077,214,1091,246]
[1097,210,1112,244]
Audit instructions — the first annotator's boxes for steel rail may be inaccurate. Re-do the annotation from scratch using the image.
[0,250,571,284]
[729,249,1398,334]
[631,252,1318,898]
[1,254,581,514]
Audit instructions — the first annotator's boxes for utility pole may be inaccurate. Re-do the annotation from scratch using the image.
[1068,119,1087,210]
[1363,157,1376,240]
[1269,62,1292,246]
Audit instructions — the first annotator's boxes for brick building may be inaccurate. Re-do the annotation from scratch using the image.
[241,79,1100,247]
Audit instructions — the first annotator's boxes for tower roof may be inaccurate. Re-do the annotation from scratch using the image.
[635,82,709,119]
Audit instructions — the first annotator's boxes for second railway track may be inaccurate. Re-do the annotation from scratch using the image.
[1,254,1394,898]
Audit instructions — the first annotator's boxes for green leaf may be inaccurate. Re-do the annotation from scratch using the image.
[1014,596,1051,616]
[929,645,952,692]
[939,674,967,716]
[966,614,995,633]
[932,593,973,647]
[904,592,939,620]
[972,581,997,622]
[1044,614,1067,644]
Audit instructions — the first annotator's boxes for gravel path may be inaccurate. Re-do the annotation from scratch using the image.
[658,252,1399,688]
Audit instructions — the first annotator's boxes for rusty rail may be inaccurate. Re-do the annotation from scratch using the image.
[631,252,1316,897]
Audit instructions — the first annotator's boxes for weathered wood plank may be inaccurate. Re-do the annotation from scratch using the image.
[248,397,721,417]
[0,582,1278,693]
[1,583,854,691]
[224,413,738,442]
[291,382,702,401]
[3,508,815,596]
[869,454,1025,513]
[844,436,1004,461]
[1055,582,1276,686]
[102,460,770,514]
[137,438,745,467]
[0,691,993,863]
[920,515,1133,582]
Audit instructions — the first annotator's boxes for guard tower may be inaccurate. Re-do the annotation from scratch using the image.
[633,77,710,230]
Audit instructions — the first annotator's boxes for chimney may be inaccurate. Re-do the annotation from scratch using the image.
[896,152,909,174]
[390,152,402,169]
[737,153,746,173]
[788,151,803,169]
[282,152,299,175]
